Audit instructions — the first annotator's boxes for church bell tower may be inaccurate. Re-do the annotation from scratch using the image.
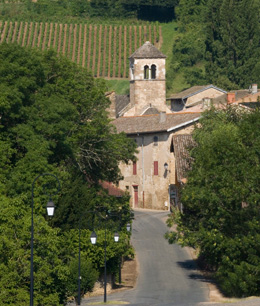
[129,41,167,116]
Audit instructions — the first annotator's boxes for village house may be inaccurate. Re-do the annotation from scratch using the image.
[110,42,201,210]
[223,84,260,109]
[167,84,227,112]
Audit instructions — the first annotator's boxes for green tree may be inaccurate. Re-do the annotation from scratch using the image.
[205,0,260,89]
[67,256,98,302]
[0,43,136,192]
[175,0,208,26]
[167,0,207,90]
[0,43,136,304]
[166,107,260,296]
[0,194,69,305]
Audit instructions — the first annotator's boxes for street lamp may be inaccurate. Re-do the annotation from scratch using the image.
[164,162,169,171]
[114,232,119,242]
[77,210,128,304]
[30,173,60,306]
[77,211,96,306]
[46,200,55,216]
[103,218,120,304]
[126,223,131,232]
[90,231,97,245]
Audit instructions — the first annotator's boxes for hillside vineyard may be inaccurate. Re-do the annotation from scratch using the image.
[0,20,162,79]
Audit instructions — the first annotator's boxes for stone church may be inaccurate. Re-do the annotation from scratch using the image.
[110,41,201,210]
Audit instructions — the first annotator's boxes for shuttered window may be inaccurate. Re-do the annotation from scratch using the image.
[154,161,158,175]
[133,161,137,175]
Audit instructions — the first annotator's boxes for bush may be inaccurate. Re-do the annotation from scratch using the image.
[66,256,99,301]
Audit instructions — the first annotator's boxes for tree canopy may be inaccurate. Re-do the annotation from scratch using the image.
[168,0,260,91]
[0,0,177,21]
[0,43,136,304]
[205,0,260,89]
[166,107,260,297]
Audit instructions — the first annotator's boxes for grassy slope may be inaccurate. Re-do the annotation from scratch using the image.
[105,79,130,95]
[160,22,189,96]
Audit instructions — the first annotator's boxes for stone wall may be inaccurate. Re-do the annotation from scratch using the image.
[118,124,195,210]
[186,88,224,106]
[119,132,173,210]
[128,58,167,116]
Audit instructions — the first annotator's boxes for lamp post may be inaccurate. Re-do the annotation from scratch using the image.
[30,173,60,306]
[77,210,129,304]
[77,212,97,306]
[103,217,120,303]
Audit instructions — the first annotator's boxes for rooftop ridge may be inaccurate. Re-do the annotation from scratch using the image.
[119,111,202,119]
[129,41,166,59]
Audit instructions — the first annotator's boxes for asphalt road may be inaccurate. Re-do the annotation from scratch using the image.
[80,209,209,306]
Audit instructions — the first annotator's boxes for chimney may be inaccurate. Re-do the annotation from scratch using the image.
[159,112,166,123]
[252,84,258,94]
[227,92,236,104]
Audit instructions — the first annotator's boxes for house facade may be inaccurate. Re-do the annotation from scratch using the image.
[113,113,200,210]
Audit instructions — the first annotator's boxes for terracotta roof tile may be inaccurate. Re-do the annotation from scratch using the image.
[100,181,124,197]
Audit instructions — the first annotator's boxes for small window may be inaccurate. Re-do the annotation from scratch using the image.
[133,161,137,175]
[153,136,158,146]
[154,161,158,175]
[151,64,156,79]
[144,65,149,79]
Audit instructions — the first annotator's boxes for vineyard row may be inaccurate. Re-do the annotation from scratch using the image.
[0,20,162,79]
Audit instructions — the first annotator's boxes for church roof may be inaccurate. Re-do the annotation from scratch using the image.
[112,112,200,135]
[129,41,166,59]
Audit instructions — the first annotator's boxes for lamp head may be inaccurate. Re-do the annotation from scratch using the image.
[126,223,131,232]
[46,200,55,216]
[114,232,119,242]
[90,231,97,245]
[164,162,169,171]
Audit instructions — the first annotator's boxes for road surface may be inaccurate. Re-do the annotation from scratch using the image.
[80,209,209,306]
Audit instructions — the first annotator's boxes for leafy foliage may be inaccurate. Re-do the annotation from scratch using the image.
[205,0,260,89]
[166,107,260,297]
[67,256,98,302]
[0,194,69,305]
[169,0,260,91]
[0,43,136,304]
[167,0,207,91]
[0,0,177,21]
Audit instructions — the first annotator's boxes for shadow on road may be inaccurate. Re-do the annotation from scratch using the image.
[177,258,227,301]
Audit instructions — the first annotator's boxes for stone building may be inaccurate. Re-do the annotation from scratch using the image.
[167,85,227,112]
[113,113,200,210]
[111,41,201,210]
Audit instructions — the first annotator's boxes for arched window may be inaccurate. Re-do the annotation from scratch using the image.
[153,136,158,146]
[144,65,149,79]
[151,64,156,79]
